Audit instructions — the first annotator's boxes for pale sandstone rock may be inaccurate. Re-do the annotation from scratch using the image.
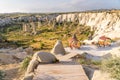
[56,12,120,40]
[51,40,66,55]
[23,52,58,80]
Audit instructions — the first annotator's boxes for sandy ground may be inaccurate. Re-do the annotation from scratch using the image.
[65,42,120,60]
[0,63,23,80]
[0,48,25,80]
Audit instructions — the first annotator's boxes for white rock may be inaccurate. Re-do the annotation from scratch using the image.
[51,40,66,55]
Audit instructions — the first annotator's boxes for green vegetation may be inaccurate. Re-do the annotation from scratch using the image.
[20,56,32,71]
[0,25,21,33]
[39,42,45,50]
[101,57,120,80]
[0,33,7,41]
[0,21,93,51]
[6,25,21,33]
[78,58,101,67]
[0,70,5,80]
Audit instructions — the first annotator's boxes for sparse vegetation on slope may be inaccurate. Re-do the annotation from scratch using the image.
[101,57,120,80]
[78,58,101,69]
[0,70,5,80]
[20,56,32,71]
[0,21,92,51]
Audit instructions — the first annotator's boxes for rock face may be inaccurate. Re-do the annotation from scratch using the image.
[51,40,66,55]
[56,11,120,40]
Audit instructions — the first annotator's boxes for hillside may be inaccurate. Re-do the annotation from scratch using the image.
[56,10,120,41]
[0,10,120,80]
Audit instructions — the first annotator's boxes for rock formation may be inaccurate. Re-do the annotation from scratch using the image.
[22,51,58,80]
[51,40,66,55]
[25,47,34,55]
[56,11,120,40]
[37,21,42,28]
[23,23,30,32]
[30,22,37,35]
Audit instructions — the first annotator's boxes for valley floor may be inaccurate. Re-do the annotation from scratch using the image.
[65,42,120,61]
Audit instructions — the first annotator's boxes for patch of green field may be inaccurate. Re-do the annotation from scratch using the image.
[0,22,93,51]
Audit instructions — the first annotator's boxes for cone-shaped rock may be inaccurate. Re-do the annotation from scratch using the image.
[51,40,66,55]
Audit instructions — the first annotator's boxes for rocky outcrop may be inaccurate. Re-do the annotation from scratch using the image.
[23,51,58,80]
[56,11,120,40]
[51,40,66,55]
[24,47,34,55]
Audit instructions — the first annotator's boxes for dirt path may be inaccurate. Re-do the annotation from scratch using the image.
[0,63,23,80]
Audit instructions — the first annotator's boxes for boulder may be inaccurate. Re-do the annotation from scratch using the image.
[33,51,59,63]
[23,51,59,80]
[16,47,24,52]
[27,52,58,73]
[25,47,34,55]
[51,40,66,55]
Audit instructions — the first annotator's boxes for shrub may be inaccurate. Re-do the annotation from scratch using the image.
[6,25,21,32]
[20,56,32,71]
[91,60,101,65]
[31,39,36,43]
[0,34,7,42]
[101,57,120,80]
[0,70,5,80]
[78,58,86,64]
[78,58,101,66]
[39,42,44,49]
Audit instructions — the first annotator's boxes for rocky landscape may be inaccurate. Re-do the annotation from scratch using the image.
[1,10,120,40]
[56,10,120,41]
[0,10,120,80]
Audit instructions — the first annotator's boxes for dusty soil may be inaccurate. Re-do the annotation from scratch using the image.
[0,63,24,80]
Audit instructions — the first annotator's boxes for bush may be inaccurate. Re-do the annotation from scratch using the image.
[101,57,120,80]
[39,42,44,49]
[0,70,5,80]
[7,25,21,32]
[20,56,32,71]
[91,60,101,65]
[31,39,36,43]
[78,58,101,66]
[0,34,7,42]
